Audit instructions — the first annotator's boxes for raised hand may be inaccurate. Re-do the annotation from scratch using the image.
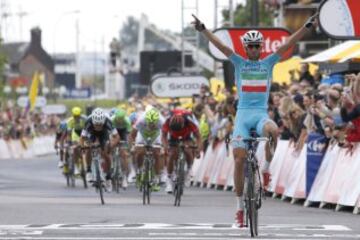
[191,14,206,32]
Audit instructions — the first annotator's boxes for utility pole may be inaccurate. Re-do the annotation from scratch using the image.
[251,0,259,26]
[16,6,28,41]
[75,18,81,89]
[229,0,234,27]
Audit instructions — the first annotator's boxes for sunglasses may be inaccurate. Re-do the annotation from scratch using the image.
[246,44,261,50]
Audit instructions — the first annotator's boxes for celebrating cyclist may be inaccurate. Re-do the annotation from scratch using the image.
[80,108,117,191]
[130,108,164,192]
[110,108,132,189]
[162,109,202,193]
[192,14,319,227]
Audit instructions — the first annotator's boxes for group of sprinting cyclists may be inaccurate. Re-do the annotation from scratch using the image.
[54,105,202,194]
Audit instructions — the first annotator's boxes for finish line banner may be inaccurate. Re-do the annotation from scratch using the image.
[208,28,294,61]
[306,132,328,196]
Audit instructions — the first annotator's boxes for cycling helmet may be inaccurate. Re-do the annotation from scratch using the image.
[91,108,106,125]
[242,30,264,45]
[145,108,160,124]
[72,106,82,117]
[129,112,137,125]
[114,108,126,121]
[59,121,67,131]
[109,108,117,117]
[169,115,185,131]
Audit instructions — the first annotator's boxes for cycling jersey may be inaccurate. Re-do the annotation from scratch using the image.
[162,117,199,140]
[110,115,131,132]
[67,115,87,141]
[134,112,165,141]
[230,53,280,149]
[81,117,116,148]
[230,53,280,109]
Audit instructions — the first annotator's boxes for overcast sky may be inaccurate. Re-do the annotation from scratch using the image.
[2,0,245,54]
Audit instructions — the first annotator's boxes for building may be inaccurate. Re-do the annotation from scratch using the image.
[0,27,54,89]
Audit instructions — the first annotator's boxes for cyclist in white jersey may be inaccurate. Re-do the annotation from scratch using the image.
[192,14,319,227]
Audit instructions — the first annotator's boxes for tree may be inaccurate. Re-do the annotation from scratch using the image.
[222,0,275,27]
[0,38,7,100]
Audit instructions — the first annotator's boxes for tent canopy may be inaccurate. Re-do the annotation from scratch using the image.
[303,41,360,63]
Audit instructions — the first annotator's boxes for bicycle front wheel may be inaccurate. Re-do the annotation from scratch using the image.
[94,160,105,205]
[247,164,258,237]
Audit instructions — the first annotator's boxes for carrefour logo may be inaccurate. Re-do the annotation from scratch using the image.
[307,139,327,153]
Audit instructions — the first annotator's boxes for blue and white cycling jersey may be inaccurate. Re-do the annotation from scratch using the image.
[229,53,281,149]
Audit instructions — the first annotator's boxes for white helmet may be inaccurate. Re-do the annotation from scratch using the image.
[242,30,264,45]
[91,108,106,125]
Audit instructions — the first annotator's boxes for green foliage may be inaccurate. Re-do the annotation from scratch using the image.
[222,0,274,27]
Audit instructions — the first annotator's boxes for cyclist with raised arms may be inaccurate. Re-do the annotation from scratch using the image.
[192,14,319,227]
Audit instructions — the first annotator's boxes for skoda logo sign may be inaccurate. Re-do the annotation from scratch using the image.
[151,75,209,98]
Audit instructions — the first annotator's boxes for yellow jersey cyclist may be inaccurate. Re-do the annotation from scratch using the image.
[130,108,164,192]
[66,107,87,175]
[110,108,132,189]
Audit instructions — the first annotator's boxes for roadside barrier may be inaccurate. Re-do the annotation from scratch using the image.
[191,139,360,214]
[0,136,56,160]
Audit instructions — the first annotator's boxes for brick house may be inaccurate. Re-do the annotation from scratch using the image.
[0,27,54,88]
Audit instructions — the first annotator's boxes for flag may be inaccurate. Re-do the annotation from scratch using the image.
[28,71,40,111]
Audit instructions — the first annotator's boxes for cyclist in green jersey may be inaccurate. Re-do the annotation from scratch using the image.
[110,108,132,189]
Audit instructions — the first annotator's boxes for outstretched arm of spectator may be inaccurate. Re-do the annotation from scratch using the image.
[192,14,233,58]
[276,14,318,57]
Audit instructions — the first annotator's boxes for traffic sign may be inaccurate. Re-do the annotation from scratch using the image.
[319,0,360,39]
[208,28,293,61]
[151,75,209,98]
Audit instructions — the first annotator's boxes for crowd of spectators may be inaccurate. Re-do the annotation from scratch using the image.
[0,103,60,141]
[129,64,360,156]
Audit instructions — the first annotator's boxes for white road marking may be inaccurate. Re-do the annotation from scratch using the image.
[0,223,352,231]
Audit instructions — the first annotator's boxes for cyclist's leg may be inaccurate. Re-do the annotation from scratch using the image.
[119,130,129,177]
[256,113,278,166]
[232,109,252,227]
[165,138,178,193]
[256,111,278,189]
[98,133,112,178]
[152,135,163,176]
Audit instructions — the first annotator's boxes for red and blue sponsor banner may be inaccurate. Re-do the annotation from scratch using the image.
[306,132,328,196]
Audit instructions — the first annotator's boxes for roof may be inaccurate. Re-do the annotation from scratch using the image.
[303,40,360,63]
[0,42,29,65]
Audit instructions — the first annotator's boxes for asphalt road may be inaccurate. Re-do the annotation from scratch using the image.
[0,155,359,240]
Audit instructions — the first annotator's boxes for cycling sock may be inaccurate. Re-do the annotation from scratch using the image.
[236,196,244,210]
[263,161,270,172]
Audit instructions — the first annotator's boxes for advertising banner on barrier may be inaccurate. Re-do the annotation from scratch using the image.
[306,132,328,196]
[319,0,360,39]
[208,28,294,61]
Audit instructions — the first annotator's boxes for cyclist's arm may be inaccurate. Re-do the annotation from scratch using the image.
[129,128,137,146]
[276,15,318,57]
[202,30,233,58]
